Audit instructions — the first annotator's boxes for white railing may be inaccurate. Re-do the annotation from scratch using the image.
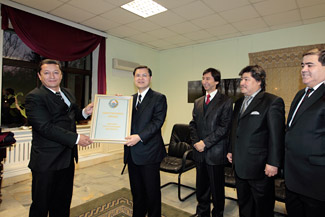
[2,125,122,178]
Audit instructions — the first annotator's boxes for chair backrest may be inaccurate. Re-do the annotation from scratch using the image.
[168,124,192,158]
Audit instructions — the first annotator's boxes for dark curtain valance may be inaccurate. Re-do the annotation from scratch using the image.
[1,5,106,94]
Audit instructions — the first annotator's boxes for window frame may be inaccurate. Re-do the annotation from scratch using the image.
[1,29,93,128]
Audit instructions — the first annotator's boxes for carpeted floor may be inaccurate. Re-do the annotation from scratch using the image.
[70,188,192,217]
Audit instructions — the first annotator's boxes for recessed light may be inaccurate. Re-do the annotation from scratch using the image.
[121,0,167,18]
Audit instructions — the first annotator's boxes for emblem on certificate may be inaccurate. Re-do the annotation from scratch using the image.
[109,99,119,108]
[90,95,133,143]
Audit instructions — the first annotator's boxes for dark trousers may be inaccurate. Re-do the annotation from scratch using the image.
[29,162,75,217]
[235,171,275,217]
[195,161,225,217]
[127,157,161,217]
[285,187,325,217]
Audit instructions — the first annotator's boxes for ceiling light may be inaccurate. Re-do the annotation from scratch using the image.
[121,0,167,18]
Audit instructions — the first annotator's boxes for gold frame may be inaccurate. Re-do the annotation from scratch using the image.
[90,95,133,143]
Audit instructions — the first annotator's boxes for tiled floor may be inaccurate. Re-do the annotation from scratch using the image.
[0,157,287,217]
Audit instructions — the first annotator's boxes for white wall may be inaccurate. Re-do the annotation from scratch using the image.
[158,21,325,142]
[105,35,160,96]
[74,21,325,144]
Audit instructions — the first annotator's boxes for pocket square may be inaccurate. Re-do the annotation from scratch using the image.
[250,111,260,115]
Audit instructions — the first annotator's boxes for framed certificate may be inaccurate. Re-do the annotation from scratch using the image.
[90,95,133,143]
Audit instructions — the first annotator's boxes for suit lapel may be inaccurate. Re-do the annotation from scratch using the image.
[291,84,325,126]
[132,93,138,122]
[239,91,264,119]
[41,86,74,113]
[235,97,244,123]
[61,88,73,105]
[287,90,304,123]
[204,92,220,118]
[132,94,137,110]
[133,89,153,121]
[196,96,204,117]
[41,85,62,105]
[57,88,71,111]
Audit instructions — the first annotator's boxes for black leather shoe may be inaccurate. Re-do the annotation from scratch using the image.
[212,210,224,217]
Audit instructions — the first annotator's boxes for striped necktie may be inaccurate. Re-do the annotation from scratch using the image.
[240,96,252,115]
[55,91,64,102]
[136,94,142,110]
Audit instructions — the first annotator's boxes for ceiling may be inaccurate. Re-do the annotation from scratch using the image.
[5,0,325,50]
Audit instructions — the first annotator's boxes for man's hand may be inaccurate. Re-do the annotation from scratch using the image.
[78,134,93,147]
[125,134,141,146]
[227,153,233,163]
[265,164,278,177]
[84,103,94,115]
[194,140,205,152]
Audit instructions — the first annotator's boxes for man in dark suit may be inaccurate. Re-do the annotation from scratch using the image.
[227,65,285,217]
[189,68,233,217]
[285,49,325,217]
[25,59,93,217]
[124,66,167,217]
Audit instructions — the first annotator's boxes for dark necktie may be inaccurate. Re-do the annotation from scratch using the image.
[205,94,211,105]
[296,88,313,112]
[136,94,142,110]
[55,91,64,102]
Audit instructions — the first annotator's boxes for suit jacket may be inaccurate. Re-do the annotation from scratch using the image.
[124,88,167,165]
[189,92,233,165]
[229,91,285,179]
[25,85,86,172]
[285,83,325,201]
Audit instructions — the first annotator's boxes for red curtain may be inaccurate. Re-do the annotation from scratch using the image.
[1,5,106,94]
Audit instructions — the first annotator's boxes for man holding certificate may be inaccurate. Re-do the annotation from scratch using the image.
[124,66,167,217]
[26,59,93,217]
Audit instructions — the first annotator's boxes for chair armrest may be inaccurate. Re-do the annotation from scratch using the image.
[180,149,193,171]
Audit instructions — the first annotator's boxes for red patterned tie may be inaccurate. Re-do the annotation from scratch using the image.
[206,94,211,105]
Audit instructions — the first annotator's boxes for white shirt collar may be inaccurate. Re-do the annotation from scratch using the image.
[138,87,150,100]
[305,81,324,94]
[305,81,325,97]
[250,88,261,99]
[206,89,218,101]
[45,86,61,94]
[45,86,70,106]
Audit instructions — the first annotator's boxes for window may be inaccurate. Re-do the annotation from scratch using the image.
[1,29,92,128]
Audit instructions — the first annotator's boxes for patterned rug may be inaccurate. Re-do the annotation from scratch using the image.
[70,188,192,217]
